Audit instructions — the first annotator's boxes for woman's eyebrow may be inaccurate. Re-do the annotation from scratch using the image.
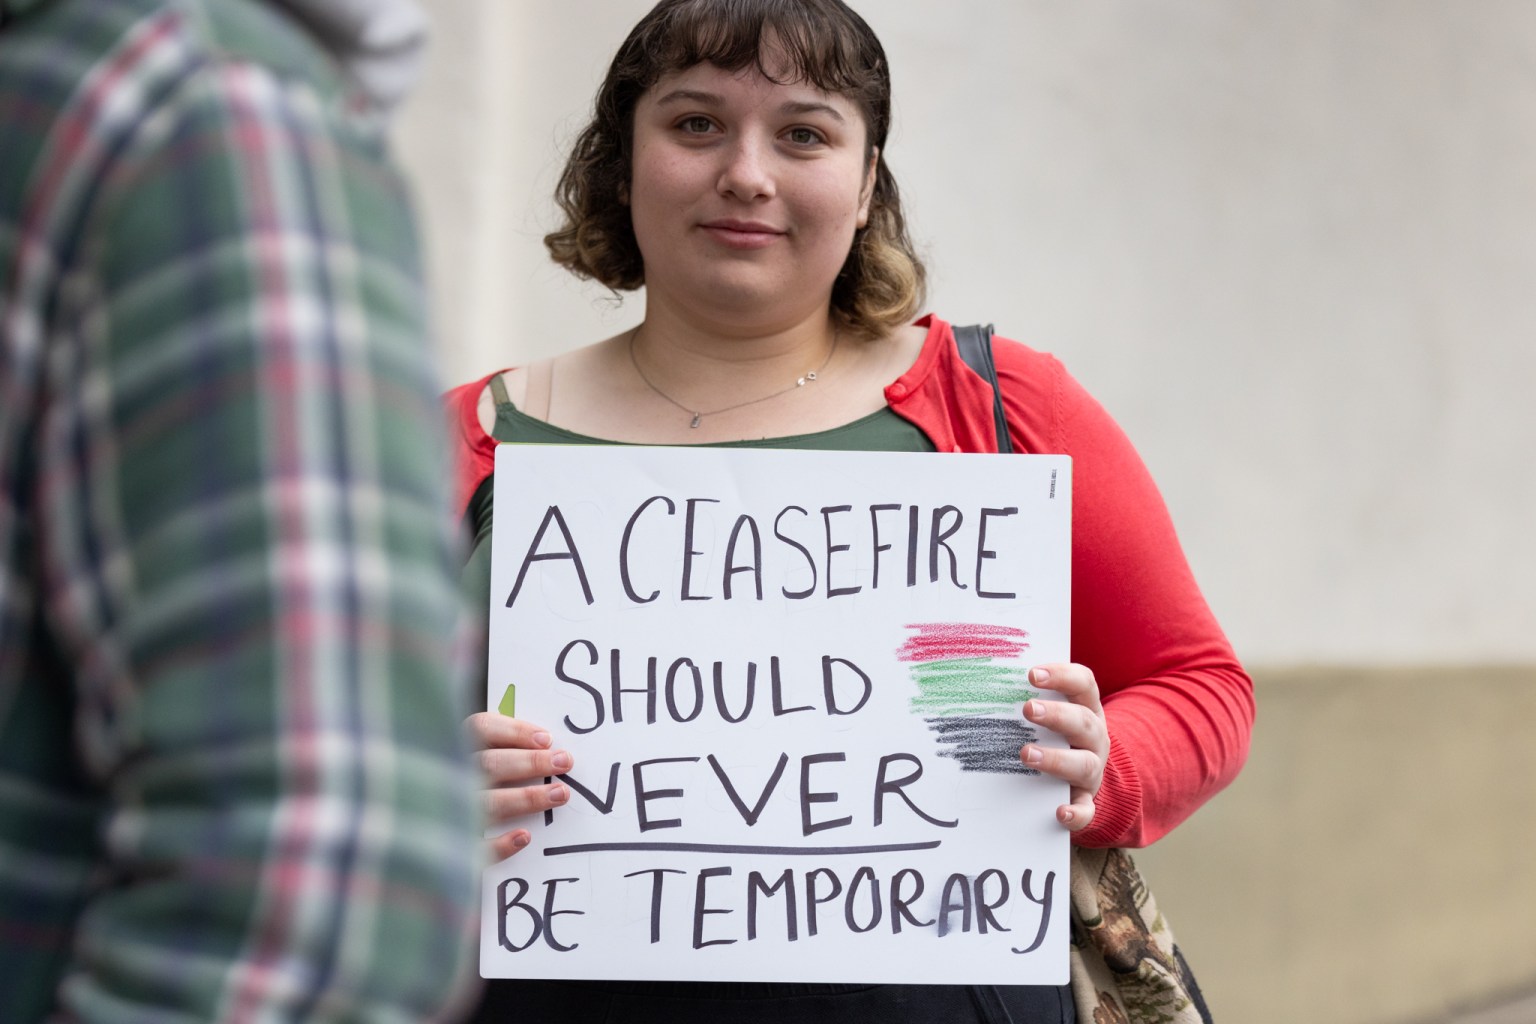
[652,90,846,123]
[779,100,845,122]
[654,89,722,107]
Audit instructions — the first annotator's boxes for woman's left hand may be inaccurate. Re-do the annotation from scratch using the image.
[1020,663,1108,833]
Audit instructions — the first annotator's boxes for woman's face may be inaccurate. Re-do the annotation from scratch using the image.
[627,58,876,329]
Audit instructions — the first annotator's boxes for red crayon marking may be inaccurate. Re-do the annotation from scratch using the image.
[896,623,1031,663]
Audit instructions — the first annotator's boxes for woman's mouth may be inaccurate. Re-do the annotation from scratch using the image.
[699,220,785,249]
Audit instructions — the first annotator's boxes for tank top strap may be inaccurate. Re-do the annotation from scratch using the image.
[488,371,512,407]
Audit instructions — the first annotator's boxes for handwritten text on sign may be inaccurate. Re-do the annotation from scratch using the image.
[482,445,1072,984]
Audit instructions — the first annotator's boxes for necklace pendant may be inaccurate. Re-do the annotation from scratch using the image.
[796,376,807,387]
[805,371,817,382]
[689,413,702,428]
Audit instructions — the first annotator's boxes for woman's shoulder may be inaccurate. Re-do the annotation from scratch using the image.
[457,332,635,435]
[446,360,557,439]
[910,314,1059,363]
[445,368,515,440]
[987,330,1068,402]
[444,368,513,519]
[904,313,1066,395]
[897,314,1096,454]
[444,370,506,414]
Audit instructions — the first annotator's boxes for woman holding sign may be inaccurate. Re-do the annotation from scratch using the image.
[447,0,1253,1020]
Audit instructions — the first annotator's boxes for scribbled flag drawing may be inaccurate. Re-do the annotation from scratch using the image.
[898,623,1041,775]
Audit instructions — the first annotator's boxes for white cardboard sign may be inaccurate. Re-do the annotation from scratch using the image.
[481,444,1072,984]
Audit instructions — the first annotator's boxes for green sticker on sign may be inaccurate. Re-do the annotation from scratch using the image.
[497,683,516,718]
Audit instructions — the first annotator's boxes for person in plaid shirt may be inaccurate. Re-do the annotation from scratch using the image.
[0,0,483,1019]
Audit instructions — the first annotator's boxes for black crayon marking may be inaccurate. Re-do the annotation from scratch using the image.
[925,717,1041,774]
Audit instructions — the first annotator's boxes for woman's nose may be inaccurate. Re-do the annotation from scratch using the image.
[716,136,775,201]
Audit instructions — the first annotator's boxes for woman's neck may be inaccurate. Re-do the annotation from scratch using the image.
[524,303,923,446]
[629,302,841,409]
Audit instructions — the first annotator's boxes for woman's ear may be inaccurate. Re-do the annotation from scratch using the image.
[856,148,878,228]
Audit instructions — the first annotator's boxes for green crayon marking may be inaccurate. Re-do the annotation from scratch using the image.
[907,658,1037,716]
[908,693,1040,716]
[497,683,517,717]
[910,659,1033,690]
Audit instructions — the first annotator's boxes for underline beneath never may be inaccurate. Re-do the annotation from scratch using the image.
[542,840,943,857]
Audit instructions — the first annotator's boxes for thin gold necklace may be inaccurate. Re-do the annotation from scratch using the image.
[628,327,839,429]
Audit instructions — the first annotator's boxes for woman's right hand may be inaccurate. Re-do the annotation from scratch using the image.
[465,711,574,862]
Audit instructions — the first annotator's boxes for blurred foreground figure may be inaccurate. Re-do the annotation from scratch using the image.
[0,0,482,1019]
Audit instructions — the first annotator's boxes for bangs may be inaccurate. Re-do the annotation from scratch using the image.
[619,0,890,146]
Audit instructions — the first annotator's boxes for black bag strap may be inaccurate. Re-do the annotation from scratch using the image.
[950,322,1012,454]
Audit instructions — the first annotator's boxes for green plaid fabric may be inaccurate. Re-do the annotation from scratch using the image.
[1,1,481,1019]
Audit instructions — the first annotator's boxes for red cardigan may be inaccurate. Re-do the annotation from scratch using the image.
[445,315,1255,849]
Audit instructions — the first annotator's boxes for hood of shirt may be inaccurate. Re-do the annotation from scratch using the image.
[0,0,430,112]
[269,0,429,112]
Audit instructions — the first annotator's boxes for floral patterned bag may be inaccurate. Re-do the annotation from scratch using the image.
[1068,848,1212,1024]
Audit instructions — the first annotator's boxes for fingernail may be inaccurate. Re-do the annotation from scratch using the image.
[1030,667,1050,685]
[551,750,572,771]
[1061,808,1075,824]
[549,784,568,805]
[1024,745,1044,764]
[532,731,551,748]
[512,832,530,849]
[1025,699,1042,720]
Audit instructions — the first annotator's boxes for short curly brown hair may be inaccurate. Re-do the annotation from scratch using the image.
[544,0,926,339]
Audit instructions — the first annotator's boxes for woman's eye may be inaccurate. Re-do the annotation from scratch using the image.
[785,127,824,146]
[678,116,715,134]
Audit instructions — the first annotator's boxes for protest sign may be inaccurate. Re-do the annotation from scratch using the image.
[481,444,1072,984]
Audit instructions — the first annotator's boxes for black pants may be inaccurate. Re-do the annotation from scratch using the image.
[470,980,1076,1023]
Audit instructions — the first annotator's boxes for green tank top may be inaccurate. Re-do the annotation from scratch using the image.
[487,383,935,451]
[460,385,935,623]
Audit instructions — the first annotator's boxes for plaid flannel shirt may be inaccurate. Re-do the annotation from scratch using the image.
[1,0,482,1019]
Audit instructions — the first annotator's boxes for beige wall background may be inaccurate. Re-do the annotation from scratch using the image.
[394,3,1536,1021]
